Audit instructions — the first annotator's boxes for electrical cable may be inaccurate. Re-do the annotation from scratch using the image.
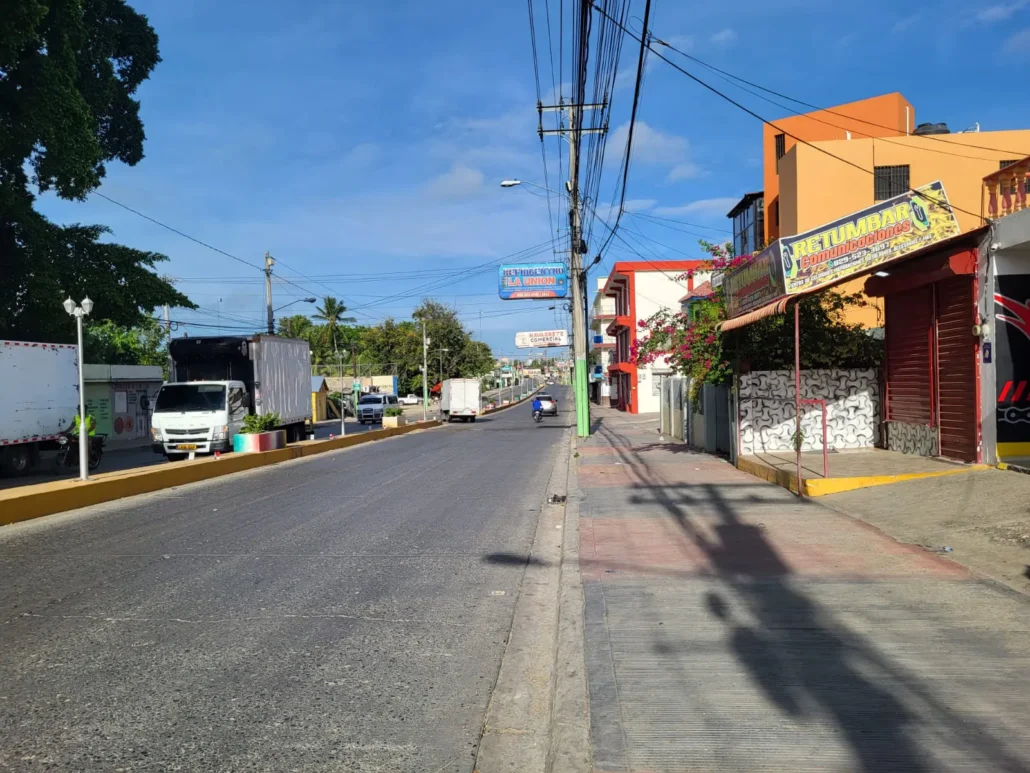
[591,4,990,224]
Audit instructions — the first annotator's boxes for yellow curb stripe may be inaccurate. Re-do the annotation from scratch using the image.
[0,421,441,527]
[735,457,988,497]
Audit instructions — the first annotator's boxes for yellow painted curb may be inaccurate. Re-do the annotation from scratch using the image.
[0,420,441,527]
[736,457,989,497]
[804,465,989,496]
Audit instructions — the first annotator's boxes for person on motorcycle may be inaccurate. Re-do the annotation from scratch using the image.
[73,412,96,437]
[531,397,543,419]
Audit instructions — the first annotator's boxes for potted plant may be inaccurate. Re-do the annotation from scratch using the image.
[233,412,287,452]
[382,406,406,429]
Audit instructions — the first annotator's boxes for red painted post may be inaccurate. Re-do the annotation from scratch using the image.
[795,302,802,497]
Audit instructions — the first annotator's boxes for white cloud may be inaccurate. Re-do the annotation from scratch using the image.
[424,164,486,200]
[622,199,657,212]
[976,0,1028,22]
[342,142,382,167]
[615,56,658,90]
[1002,27,1030,54]
[710,29,737,46]
[890,15,921,34]
[653,197,739,217]
[668,162,703,181]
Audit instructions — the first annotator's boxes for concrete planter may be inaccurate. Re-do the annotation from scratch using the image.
[233,429,287,453]
[382,415,406,429]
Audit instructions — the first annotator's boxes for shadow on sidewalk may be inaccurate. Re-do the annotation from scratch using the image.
[592,418,1030,773]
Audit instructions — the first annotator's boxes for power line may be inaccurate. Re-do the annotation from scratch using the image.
[626,210,730,238]
[591,5,989,223]
[655,38,1030,159]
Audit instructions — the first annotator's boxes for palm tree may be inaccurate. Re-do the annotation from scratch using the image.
[313,296,356,356]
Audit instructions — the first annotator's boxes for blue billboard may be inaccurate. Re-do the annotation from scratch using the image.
[498,262,569,300]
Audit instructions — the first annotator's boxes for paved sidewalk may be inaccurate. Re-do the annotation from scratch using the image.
[576,406,1030,773]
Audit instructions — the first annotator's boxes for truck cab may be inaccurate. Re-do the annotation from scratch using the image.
[150,380,249,458]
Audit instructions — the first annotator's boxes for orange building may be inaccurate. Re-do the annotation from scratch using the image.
[764,92,914,244]
[736,92,1030,328]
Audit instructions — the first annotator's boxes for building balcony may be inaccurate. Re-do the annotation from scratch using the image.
[984,156,1030,219]
[606,315,633,336]
[591,333,615,348]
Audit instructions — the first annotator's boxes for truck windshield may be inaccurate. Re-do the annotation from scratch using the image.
[154,384,227,413]
[358,395,384,405]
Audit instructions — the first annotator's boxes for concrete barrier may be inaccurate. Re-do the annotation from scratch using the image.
[0,421,441,527]
[481,385,544,416]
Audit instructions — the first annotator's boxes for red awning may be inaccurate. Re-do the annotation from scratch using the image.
[718,297,792,332]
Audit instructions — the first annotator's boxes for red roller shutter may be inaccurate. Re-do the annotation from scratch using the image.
[935,277,978,462]
[886,286,935,425]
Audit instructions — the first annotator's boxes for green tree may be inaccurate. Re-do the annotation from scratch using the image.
[84,317,168,369]
[312,296,356,355]
[0,1,190,342]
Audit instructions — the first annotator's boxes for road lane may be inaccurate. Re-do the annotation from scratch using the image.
[0,388,571,772]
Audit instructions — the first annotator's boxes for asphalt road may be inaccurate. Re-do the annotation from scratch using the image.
[0,387,569,772]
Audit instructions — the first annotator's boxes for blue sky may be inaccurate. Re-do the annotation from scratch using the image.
[36,0,1030,358]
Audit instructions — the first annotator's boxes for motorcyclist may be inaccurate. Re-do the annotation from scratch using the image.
[531,397,543,419]
[72,412,96,437]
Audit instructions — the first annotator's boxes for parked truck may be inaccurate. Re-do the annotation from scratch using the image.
[0,340,80,476]
[440,378,481,423]
[151,335,310,458]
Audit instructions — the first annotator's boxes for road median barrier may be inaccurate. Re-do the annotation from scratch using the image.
[0,420,441,527]
[481,385,544,416]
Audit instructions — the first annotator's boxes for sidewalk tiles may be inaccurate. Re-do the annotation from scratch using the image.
[575,407,1030,773]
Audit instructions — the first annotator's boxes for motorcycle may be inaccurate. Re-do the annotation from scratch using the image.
[533,410,543,423]
[55,431,106,471]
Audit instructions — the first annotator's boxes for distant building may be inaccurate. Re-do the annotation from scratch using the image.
[602,261,709,414]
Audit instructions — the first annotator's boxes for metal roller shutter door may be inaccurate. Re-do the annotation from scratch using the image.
[886,286,934,426]
[935,277,978,462]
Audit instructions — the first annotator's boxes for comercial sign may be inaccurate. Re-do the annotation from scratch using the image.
[515,329,570,349]
[779,181,960,295]
[723,243,786,318]
[499,263,569,300]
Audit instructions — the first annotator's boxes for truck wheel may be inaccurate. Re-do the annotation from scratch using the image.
[471,417,477,423]
[166,453,187,462]
[1,446,33,476]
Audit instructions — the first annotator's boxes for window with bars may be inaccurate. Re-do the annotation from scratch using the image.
[1000,160,1021,195]
[874,165,910,201]
[775,133,785,172]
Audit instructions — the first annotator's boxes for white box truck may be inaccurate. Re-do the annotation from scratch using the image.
[0,340,79,475]
[151,335,310,458]
[440,378,481,423]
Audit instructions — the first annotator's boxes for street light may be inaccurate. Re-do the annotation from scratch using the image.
[434,348,449,385]
[273,297,317,313]
[63,296,94,482]
[500,179,557,194]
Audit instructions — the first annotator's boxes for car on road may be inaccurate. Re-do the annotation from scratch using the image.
[398,394,420,405]
[357,393,399,424]
[537,393,558,416]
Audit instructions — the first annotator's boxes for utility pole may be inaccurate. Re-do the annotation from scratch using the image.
[540,100,604,438]
[264,251,275,335]
[164,305,172,378]
[422,321,429,422]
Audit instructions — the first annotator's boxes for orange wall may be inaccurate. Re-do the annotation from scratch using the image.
[764,92,914,243]
[779,129,1030,328]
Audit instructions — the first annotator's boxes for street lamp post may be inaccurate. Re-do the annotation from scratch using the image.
[272,297,317,333]
[63,296,94,481]
[434,348,449,386]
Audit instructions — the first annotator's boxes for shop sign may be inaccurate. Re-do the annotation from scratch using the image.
[515,329,570,348]
[779,181,960,295]
[498,262,569,300]
[723,243,786,318]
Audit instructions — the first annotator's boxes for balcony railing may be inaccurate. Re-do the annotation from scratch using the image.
[592,298,616,318]
[984,156,1030,220]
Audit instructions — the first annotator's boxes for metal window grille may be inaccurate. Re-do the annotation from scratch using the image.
[874,165,909,201]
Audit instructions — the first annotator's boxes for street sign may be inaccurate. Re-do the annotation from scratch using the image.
[498,263,569,300]
[515,330,570,348]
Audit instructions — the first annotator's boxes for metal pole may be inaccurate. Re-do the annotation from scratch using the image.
[339,359,346,437]
[794,302,802,497]
[568,105,590,437]
[76,311,88,481]
[264,251,275,335]
[422,321,429,421]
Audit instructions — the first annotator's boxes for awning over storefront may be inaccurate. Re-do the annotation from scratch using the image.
[718,296,792,332]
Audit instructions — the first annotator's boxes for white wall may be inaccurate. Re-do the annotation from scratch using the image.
[739,369,879,454]
[632,270,710,414]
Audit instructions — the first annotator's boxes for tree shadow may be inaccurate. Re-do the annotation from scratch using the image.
[589,418,1030,772]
